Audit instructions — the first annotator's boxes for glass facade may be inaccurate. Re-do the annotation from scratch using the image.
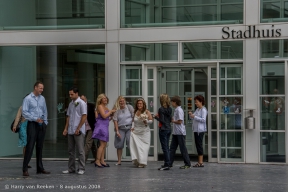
[219,64,243,161]
[0,1,287,164]
[121,0,243,28]
[183,41,243,60]
[261,0,288,23]
[261,39,288,58]
[121,43,178,62]
[0,0,105,30]
[0,45,105,158]
[260,39,286,163]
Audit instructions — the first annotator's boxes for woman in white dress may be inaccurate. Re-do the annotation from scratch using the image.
[130,98,153,168]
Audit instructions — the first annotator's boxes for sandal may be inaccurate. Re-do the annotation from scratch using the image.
[193,163,204,167]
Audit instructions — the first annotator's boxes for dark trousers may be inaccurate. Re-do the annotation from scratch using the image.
[159,129,171,167]
[84,129,97,162]
[23,121,46,172]
[194,132,204,155]
[169,135,191,166]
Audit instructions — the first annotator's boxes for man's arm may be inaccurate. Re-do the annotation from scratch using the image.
[63,116,69,136]
[74,114,87,135]
[74,101,87,135]
[43,97,48,125]
[172,108,183,124]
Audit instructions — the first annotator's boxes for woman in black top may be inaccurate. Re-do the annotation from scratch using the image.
[154,93,172,171]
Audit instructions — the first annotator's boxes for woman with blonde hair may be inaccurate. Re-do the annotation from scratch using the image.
[153,94,172,170]
[92,94,116,168]
[113,96,134,165]
[130,98,153,168]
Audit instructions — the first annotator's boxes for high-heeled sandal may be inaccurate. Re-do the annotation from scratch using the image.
[101,163,110,167]
[94,163,104,168]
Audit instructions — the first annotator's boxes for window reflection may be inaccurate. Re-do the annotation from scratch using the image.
[121,0,243,28]
[0,45,105,158]
[260,132,285,162]
[0,0,105,30]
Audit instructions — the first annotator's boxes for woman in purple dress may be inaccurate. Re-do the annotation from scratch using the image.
[92,94,116,168]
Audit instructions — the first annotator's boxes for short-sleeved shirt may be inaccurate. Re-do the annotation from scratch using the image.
[113,105,134,127]
[66,97,87,135]
[172,106,186,135]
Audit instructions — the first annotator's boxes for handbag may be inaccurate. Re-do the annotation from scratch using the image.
[10,117,22,133]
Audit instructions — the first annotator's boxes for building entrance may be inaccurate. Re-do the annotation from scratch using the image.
[157,67,208,159]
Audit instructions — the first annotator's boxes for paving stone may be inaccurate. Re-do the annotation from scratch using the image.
[0,160,287,192]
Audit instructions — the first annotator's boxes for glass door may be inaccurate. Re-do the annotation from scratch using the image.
[158,67,208,156]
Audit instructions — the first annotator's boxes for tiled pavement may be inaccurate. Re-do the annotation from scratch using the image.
[0,160,288,192]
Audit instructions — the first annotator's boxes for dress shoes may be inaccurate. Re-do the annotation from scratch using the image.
[23,171,29,176]
[37,170,51,174]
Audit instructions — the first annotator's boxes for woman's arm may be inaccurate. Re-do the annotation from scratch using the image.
[143,110,153,126]
[98,105,116,119]
[193,108,207,123]
[114,120,121,138]
[13,107,22,130]
[146,110,153,121]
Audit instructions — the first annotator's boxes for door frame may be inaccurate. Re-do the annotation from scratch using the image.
[142,62,217,162]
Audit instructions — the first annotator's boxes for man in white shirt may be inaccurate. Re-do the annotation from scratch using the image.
[62,87,87,175]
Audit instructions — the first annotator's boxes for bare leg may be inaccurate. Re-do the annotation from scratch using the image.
[198,155,203,164]
[117,149,122,164]
[95,141,106,166]
[100,142,107,165]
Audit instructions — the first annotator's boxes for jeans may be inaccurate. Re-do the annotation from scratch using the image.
[169,135,191,166]
[23,121,47,172]
[159,129,171,167]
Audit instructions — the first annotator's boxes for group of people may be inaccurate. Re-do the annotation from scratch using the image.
[13,81,208,176]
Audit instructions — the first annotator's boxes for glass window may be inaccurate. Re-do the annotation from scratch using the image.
[220,97,243,130]
[260,132,285,162]
[211,68,217,78]
[260,62,285,131]
[260,62,285,95]
[220,132,243,160]
[121,0,243,28]
[211,81,217,95]
[261,39,288,58]
[284,39,288,57]
[220,64,243,95]
[221,41,243,59]
[183,41,243,60]
[0,0,105,30]
[261,40,281,58]
[261,0,288,23]
[183,42,217,60]
[212,131,217,146]
[121,43,178,62]
[211,98,217,113]
[121,66,142,97]
[260,97,285,130]
[0,44,105,158]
